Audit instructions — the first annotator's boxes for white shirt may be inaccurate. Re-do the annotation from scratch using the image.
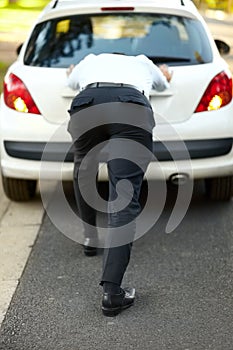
[67,53,169,98]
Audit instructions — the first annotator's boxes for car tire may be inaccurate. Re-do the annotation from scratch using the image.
[1,174,37,202]
[205,176,233,201]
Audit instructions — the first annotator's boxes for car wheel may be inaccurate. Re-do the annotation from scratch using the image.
[1,174,37,201]
[205,176,233,201]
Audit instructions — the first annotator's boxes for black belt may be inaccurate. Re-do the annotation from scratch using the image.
[84,82,139,90]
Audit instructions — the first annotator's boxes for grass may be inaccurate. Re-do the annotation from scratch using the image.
[0,61,8,94]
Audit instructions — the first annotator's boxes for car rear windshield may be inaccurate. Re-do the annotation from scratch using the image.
[24,13,213,67]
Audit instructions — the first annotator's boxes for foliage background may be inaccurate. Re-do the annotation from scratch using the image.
[194,0,233,12]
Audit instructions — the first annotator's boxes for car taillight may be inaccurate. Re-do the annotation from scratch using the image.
[3,73,41,115]
[195,71,232,113]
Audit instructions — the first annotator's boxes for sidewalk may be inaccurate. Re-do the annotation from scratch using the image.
[0,179,44,325]
[0,41,18,64]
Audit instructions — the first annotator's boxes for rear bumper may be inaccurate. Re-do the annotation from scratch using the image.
[1,138,233,181]
[4,138,233,162]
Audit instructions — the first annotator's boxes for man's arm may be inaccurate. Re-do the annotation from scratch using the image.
[66,54,95,90]
[151,63,173,91]
[137,54,173,91]
[139,55,172,91]
[66,64,80,90]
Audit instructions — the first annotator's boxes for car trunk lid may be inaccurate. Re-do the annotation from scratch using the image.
[12,62,223,125]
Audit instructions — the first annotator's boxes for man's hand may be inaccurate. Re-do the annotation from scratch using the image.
[66,64,75,77]
[159,64,173,82]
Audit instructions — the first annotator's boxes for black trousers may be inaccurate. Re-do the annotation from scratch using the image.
[68,86,154,286]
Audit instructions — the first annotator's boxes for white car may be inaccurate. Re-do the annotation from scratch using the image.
[0,0,232,201]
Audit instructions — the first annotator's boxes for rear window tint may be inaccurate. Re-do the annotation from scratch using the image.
[24,13,213,67]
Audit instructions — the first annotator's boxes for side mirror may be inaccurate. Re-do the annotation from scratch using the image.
[215,39,230,55]
[16,43,23,56]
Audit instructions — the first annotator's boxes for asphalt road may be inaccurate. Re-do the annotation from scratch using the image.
[0,181,233,350]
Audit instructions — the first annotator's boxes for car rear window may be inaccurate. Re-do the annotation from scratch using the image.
[24,13,213,67]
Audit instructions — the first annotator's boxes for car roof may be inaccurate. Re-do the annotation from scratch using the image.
[38,0,200,22]
[50,0,195,8]
[51,0,193,6]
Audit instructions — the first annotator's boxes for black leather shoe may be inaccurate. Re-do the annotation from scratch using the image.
[83,238,98,257]
[102,288,135,317]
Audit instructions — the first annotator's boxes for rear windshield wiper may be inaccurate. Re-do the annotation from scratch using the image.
[148,56,192,64]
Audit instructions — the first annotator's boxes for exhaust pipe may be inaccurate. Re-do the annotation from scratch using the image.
[170,173,189,186]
